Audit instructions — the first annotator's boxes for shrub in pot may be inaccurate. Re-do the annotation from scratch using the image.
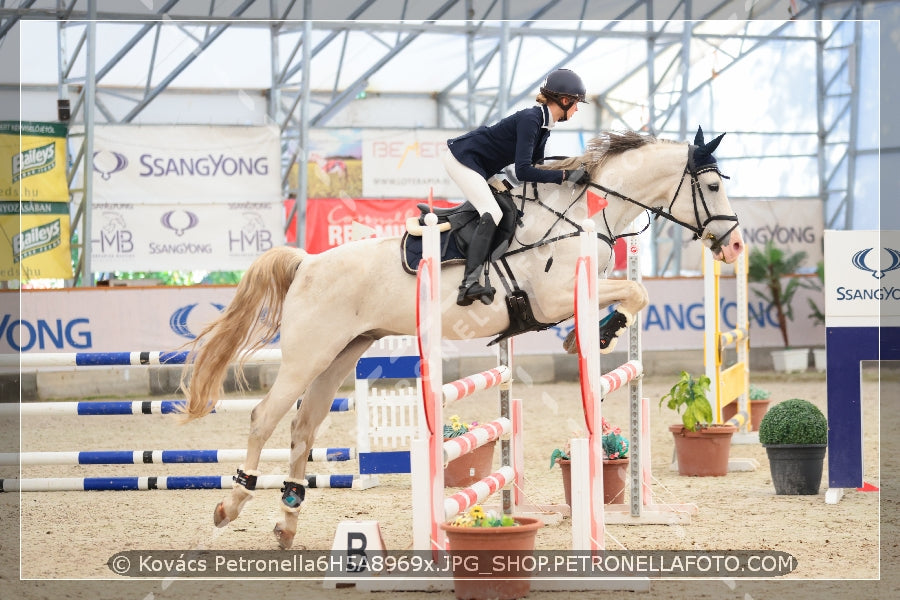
[659,371,736,476]
[758,398,827,495]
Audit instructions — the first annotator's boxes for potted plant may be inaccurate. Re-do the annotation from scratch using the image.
[659,371,736,476]
[439,504,543,600]
[748,240,810,372]
[720,384,771,432]
[550,418,630,504]
[758,398,828,494]
[806,260,827,371]
[444,415,495,487]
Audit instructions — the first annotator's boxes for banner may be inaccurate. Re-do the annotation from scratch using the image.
[296,197,457,253]
[824,230,900,327]
[0,121,69,202]
[88,125,285,271]
[362,129,464,198]
[672,198,824,274]
[91,125,281,204]
[8,275,824,354]
[0,121,73,281]
[91,201,283,272]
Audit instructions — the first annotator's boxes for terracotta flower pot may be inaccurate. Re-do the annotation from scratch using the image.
[444,439,496,487]
[602,457,629,504]
[721,400,771,431]
[557,456,629,505]
[439,516,543,600]
[668,424,737,476]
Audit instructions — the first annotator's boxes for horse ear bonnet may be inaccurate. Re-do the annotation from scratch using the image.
[692,126,725,169]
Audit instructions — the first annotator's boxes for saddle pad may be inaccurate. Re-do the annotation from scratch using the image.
[401,230,465,275]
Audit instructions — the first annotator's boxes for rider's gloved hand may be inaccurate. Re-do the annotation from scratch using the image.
[563,168,591,186]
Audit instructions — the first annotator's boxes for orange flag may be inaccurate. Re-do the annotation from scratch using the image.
[586,189,608,216]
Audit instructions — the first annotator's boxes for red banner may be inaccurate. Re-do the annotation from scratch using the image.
[285,197,457,253]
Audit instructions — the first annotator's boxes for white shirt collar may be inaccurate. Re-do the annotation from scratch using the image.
[540,103,556,129]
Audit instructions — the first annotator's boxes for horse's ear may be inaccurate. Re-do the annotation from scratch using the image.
[704,132,725,155]
[693,126,705,146]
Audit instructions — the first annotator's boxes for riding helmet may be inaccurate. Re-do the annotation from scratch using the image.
[540,69,587,103]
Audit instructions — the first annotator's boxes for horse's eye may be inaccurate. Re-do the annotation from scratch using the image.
[708,183,719,192]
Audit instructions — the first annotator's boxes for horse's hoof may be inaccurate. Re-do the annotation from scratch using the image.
[213,501,230,527]
[600,337,619,354]
[562,330,577,354]
[273,522,295,549]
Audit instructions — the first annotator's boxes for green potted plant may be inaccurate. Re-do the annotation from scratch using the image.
[806,260,827,371]
[444,415,494,487]
[748,240,810,372]
[758,398,828,495]
[659,371,736,476]
[439,504,543,600]
[720,384,771,432]
[550,419,630,505]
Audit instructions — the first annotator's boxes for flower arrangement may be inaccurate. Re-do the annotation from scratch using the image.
[448,504,518,528]
[443,415,477,439]
[549,417,629,467]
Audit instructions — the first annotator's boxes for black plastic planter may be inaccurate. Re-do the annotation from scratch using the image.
[763,444,827,495]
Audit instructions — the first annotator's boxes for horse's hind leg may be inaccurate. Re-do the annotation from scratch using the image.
[273,335,374,550]
[213,337,364,529]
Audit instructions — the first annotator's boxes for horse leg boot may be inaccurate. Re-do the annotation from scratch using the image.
[457,213,498,306]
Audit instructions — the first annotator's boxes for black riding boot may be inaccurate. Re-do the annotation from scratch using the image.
[457,214,497,306]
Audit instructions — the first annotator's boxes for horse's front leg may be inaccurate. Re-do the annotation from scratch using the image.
[274,335,374,550]
[563,279,649,354]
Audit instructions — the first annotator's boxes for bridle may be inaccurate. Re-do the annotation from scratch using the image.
[506,144,739,257]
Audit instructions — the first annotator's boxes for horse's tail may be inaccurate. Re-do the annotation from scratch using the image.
[179,246,306,422]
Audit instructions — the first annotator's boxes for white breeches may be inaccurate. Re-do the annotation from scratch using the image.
[442,150,502,225]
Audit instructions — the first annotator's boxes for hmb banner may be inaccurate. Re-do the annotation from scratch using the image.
[90,125,284,271]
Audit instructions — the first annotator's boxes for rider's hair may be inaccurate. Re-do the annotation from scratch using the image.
[535,93,549,105]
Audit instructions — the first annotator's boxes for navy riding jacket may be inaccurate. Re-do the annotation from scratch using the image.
[447,104,565,185]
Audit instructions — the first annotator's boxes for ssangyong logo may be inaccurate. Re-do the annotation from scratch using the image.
[161,210,200,236]
[169,303,226,339]
[851,247,900,279]
[13,142,56,183]
[92,150,129,180]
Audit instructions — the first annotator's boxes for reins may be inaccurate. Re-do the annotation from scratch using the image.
[504,144,738,259]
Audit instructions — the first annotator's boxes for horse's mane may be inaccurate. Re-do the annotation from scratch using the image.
[542,130,661,173]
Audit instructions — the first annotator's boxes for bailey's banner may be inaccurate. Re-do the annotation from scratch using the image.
[0,121,73,281]
[362,129,464,198]
[91,125,281,203]
[90,201,283,272]
[0,121,69,202]
[7,276,824,354]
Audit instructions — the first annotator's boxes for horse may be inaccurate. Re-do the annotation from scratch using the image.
[180,126,744,549]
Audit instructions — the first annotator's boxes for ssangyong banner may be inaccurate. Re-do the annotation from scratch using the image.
[672,198,823,274]
[7,276,823,354]
[91,125,281,203]
[824,230,900,328]
[362,129,465,198]
[300,197,457,253]
[91,201,284,272]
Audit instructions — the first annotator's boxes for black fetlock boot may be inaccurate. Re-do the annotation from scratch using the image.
[457,214,498,306]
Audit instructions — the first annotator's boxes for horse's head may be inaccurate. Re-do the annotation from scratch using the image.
[674,127,744,264]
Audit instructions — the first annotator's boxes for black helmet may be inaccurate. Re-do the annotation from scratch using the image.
[540,68,587,103]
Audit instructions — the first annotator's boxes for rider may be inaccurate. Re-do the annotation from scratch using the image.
[443,68,591,306]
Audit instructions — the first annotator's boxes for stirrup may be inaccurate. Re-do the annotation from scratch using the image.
[457,281,495,306]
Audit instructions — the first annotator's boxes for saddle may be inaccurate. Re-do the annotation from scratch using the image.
[400,189,560,345]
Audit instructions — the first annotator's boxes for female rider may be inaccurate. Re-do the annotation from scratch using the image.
[443,68,590,306]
